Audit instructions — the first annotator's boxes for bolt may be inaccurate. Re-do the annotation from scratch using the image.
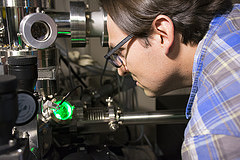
[86,14,90,19]
[109,121,119,131]
[9,140,15,146]
[23,132,29,138]
[106,97,113,107]
[17,33,22,36]
[86,4,89,9]
[36,7,40,13]
[48,95,53,99]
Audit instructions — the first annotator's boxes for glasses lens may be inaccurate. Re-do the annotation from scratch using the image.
[109,54,122,68]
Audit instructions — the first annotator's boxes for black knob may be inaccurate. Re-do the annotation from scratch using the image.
[0,75,18,145]
[8,56,38,92]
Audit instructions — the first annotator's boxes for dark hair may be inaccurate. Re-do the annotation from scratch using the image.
[100,0,233,45]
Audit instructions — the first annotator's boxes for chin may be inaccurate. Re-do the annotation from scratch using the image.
[143,89,157,98]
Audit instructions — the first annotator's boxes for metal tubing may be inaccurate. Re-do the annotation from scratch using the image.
[70,1,86,47]
[0,0,53,8]
[47,12,71,38]
[119,110,187,125]
[81,108,187,125]
[5,7,25,49]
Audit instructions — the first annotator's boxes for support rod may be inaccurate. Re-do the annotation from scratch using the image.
[119,110,187,125]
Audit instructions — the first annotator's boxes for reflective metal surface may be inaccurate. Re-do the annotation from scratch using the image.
[0,12,5,38]
[0,49,38,57]
[119,110,187,125]
[78,106,186,126]
[102,9,108,47]
[1,0,25,7]
[47,12,71,38]
[0,0,53,8]
[36,47,58,97]
[70,1,86,47]
[88,7,108,47]
[4,7,25,49]
[48,6,108,47]
[37,47,57,68]
[19,13,57,49]
[41,0,55,9]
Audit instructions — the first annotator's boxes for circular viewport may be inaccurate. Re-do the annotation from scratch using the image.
[31,21,50,41]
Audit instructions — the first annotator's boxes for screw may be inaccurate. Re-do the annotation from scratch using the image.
[86,4,89,9]
[86,14,90,19]
[106,97,113,107]
[109,121,119,131]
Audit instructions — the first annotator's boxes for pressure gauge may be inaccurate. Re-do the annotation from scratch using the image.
[15,91,38,125]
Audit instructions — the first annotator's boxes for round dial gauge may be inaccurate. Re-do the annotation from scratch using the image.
[15,91,38,125]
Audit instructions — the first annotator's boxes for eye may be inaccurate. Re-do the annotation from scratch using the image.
[115,49,122,55]
[115,48,125,57]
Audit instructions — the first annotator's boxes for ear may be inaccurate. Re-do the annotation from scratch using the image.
[151,15,174,55]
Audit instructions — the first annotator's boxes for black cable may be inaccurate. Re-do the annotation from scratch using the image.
[60,55,88,88]
[68,58,75,89]
[100,59,109,86]
[58,85,83,106]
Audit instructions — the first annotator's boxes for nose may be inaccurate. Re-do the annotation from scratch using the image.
[117,65,129,76]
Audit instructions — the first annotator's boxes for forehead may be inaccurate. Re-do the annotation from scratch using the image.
[107,15,128,45]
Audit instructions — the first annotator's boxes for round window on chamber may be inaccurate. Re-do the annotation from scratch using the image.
[31,21,50,41]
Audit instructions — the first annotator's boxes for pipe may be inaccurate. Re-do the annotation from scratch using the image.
[119,110,187,125]
[46,12,71,38]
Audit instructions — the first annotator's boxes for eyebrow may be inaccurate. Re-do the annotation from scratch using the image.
[109,43,125,49]
[109,46,125,51]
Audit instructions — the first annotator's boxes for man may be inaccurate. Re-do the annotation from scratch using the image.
[100,0,240,159]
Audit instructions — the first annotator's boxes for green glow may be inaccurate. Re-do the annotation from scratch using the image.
[18,35,22,47]
[31,147,35,152]
[58,31,71,34]
[71,38,86,41]
[52,101,75,120]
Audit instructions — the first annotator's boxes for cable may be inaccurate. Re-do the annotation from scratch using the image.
[59,55,88,88]
[68,59,75,89]
[130,125,144,144]
[100,59,108,86]
[58,85,83,106]
[109,151,120,160]
[143,134,153,149]
[56,43,87,88]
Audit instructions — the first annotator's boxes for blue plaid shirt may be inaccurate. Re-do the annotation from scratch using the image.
[182,4,240,159]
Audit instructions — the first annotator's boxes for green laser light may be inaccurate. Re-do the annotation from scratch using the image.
[31,147,35,152]
[52,101,75,120]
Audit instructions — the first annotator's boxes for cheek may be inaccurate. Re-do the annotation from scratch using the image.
[126,47,166,92]
[127,45,159,77]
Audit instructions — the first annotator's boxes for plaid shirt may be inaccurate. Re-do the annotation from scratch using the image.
[182,4,240,159]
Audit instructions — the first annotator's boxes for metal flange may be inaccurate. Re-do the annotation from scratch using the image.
[70,1,86,47]
[19,13,57,49]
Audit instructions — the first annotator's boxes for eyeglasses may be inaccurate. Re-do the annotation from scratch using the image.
[104,34,134,68]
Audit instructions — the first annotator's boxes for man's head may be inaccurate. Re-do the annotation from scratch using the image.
[100,0,232,45]
[101,0,232,96]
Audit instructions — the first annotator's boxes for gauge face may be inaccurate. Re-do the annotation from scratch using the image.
[15,92,38,125]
